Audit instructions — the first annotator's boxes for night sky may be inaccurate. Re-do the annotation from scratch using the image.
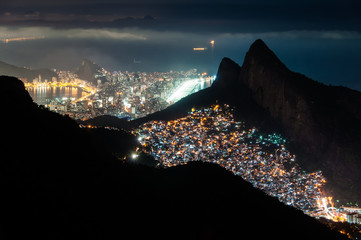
[1,0,361,90]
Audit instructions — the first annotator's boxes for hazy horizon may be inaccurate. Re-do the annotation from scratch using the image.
[1,0,360,90]
[1,33,361,91]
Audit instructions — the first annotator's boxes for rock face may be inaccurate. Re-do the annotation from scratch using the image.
[233,39,361,202]
[238,39,318,159]
[75,59,106,85]
[212,57,241,89]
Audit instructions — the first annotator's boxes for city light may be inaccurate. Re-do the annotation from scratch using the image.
[167,78,202,103]
[26,68,214,120]
[316,197,346,222]
[136,104,342,218]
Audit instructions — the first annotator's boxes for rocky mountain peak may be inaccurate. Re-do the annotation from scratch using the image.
[243,39,288,72]
[212,57,241,89]
[75,59,105,85]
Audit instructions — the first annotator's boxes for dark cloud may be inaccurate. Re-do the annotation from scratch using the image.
[0,0,360,33]
[0,0,361,90]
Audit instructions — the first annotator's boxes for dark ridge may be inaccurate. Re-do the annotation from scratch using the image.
[132,87,219,125]
[79,115,133,130]
[1,75,347,240]
[0,60,57,82]
[3,75,34,103]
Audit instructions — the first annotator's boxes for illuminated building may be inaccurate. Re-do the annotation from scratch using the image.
[342,206,361,214]
[27,68,211,120]
[346,213,361,224]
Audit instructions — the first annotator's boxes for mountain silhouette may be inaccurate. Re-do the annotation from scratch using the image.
[1,75,348,239]
[75,59,107,85]
[124,39,361,203]
[0,60,57,82]
[238,39,361,203]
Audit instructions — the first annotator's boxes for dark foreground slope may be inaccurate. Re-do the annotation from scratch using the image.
[127,40,361,203]
[1,76,346,239]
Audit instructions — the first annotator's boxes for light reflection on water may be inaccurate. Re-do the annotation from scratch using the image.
[27,86,86,105]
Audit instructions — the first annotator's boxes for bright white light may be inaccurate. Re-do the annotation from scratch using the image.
[167,78,204,103]
[123,99,131,108]
[131,153,139,159]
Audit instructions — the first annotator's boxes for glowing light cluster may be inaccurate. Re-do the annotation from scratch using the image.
[136,105,332,214]
[316,197,346,222]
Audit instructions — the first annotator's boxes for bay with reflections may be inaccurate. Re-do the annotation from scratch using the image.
[27,86,86,105]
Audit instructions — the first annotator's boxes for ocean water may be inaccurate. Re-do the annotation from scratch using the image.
[27,86,85,105]
[2,35,361,92]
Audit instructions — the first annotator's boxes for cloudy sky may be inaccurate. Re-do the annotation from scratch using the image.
[0,0,360,89]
